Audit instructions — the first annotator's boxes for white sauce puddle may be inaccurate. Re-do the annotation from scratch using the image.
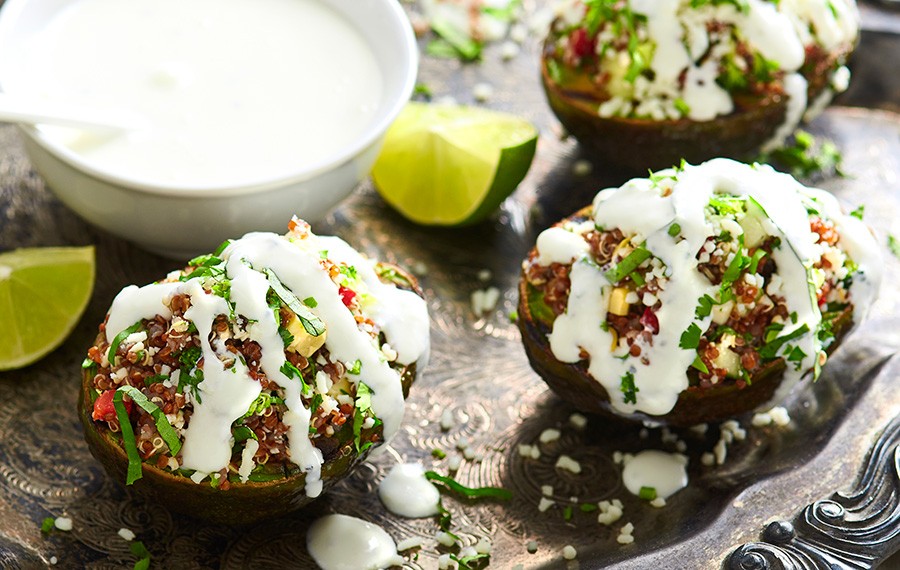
[378,462,441,518]
[307,514,403,570]
[622,450,688,499]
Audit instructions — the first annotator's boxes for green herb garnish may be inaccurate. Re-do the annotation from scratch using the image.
[605,246,651,284]
[424,471,513,500]
[620,371,638,404]
[889,235,900,258]
[130,540,151,570]
[40,517,55,534]
[679,323,703,350]
[107,321,143,364]
[639,486,657,500]
[114,386,182,486]
[758,323,811,360]
[264,268,325,336]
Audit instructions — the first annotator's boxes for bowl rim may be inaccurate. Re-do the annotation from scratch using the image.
[0,0,419,198]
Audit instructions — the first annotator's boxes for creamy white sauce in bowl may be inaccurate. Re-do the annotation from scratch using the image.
[0,0,418,256]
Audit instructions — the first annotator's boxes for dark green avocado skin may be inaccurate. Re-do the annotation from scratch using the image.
[517,206,854,428]
[79,263,422,525]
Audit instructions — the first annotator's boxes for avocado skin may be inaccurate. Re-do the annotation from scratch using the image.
[516,207,854,427]
[79,263,422,525]
[539,27,851,173]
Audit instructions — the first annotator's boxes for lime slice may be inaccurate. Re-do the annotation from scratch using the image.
[372,102,538,226]
[0,246,95,370]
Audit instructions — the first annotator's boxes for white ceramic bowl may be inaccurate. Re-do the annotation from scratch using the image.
[0,0,417,258]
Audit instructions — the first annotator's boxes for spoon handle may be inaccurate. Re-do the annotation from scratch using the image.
[0,93,145,131]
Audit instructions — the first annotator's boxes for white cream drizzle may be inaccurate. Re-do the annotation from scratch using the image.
[307,514,404,570]
[103,226,430,496]
[535,158,881,418]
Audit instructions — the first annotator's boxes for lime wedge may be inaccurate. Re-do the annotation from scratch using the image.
[372,102,538,226]
[0,246,95,370]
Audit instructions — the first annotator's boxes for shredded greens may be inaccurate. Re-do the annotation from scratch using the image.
[114,386,182,485]
[424,471,513,501]
[264,268,325,336]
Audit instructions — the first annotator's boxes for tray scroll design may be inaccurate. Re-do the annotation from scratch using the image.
[726,415,900,570]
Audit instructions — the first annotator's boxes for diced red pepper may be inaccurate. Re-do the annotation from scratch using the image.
[338,286,357,307]
[569,28,596,59]
[92,389,132,421]
[640,307,660,334]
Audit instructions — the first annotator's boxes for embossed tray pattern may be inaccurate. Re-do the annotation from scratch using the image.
[2,7,900,570]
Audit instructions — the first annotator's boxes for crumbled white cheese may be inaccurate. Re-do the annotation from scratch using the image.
[477,269,492,282]
[448,455,462,471]
[500,41,520,60]
[538,497,555,512]
[397,537,424,551]
[518,444,541,459]
[555,455,581,474]
[49,556,58,565]
[117,528,136,541]
[54,517,73,532]
[473,82,494,102]
[650,497,667,508]
[435,531,457,547]
[539,428,561,443]
[542,485,554,496]
[568,413,587,430]
[471,286,501,317]
[572,159,593,176]
[526,540,539,553]
[562,545,577,560]
[475,537,492,554]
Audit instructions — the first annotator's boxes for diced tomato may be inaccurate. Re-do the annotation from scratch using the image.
[640,307,660,334]
[338,286,357,307]
[569,28,596,59]
[92,390,132,421]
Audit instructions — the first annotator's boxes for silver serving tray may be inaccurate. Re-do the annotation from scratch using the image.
[1,5,900,569]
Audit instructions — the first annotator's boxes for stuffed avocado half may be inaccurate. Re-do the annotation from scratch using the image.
[519,159,880,426]
[541,0,858,170]
[80,218,430,523]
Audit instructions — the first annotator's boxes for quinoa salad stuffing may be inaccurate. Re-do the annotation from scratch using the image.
[83,218,430,495]
[544,0,857,135]
[521,159,880,418]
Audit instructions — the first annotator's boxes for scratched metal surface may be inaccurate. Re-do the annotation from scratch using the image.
[1,5,900,570]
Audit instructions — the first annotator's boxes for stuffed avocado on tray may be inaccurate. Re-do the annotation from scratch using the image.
[3,3,900,569]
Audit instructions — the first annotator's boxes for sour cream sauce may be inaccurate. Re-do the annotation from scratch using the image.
[7,0,383,187]
[307,514,403,570]
[104,228,430,496]
[539,159,881,418]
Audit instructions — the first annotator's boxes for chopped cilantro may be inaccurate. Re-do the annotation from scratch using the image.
[759,130,844,179]
[232,425,257,443]
[620,371,638,404]
[691,354,709,374]
[413,83,433,100]
[353,382,376,453]
[679,323,703,350]
[347,359,363,375]
[40,517,55,534]
[695,294,716,318]
[673,98,690,116]
[563,505,574,520]
[432,448,447,459]
[580,503,599,513]
[850,205,865,220]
